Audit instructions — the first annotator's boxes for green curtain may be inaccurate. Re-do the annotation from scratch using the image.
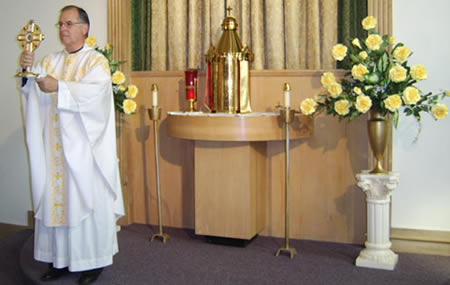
[337,0,368,69]
[131,0,151,71]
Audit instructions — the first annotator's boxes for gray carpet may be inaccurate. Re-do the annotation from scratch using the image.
[1,224,449,284]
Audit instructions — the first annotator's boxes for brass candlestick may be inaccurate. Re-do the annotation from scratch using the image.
[16,20,45,78]
[187,98,196,112]
[276,107,297,259]
[148,106,169,243]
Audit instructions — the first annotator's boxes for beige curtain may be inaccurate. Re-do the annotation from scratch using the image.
[151,0,338,71]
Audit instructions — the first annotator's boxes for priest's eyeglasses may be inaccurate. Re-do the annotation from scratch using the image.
[55,21,84,29]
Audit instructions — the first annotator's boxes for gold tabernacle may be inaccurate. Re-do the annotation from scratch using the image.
[205,7,254,113]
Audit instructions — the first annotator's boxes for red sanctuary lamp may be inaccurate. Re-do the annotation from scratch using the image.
[184,69,198,112]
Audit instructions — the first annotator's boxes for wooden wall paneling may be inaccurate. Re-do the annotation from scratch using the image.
[248,71,367,243]
[108,0,132,224]
[128,73,195,229]
[129,70,368,244]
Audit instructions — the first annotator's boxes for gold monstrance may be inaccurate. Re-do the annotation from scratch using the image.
[16,20,45,77]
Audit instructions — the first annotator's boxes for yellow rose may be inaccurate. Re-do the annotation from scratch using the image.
[362,16,377,30]
[300,98,318,115]
[393,46,412,62]
[353,87,362,95]
[352,38,361,49]
[384,95,402,112]
[351,64,369,81]
[125,84,139,99]
[356,95,372,113]
[388,36,395,45]
[331,44,348,61]
[86,36,97,48]
[334,100,350,116]
[112,71,126,85]
[320,72,336,88]
[410,64,427,81]
[123,99,137,114]
[327,82,343,98]
[105,43,111,51]
[365,34,383,50]
[359,51,368,60]
[402,86,420,105]
[431,103,448,120]
[389,65,407,82]
[118,85,126,92]
[445,90,450,97]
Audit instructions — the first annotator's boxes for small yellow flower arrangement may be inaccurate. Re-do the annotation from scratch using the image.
[86,36,138,114]
[300,16,448,127]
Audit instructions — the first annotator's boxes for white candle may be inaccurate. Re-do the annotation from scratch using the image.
[152,84,158,106]
[283,83,291,108]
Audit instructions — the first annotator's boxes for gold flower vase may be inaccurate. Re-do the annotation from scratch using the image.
[367,110,390,174]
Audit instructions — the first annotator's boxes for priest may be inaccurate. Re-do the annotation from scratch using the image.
[19,5,124,284]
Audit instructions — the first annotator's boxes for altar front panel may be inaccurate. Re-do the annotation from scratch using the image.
[194,141,267,239]
[127,70,368,244]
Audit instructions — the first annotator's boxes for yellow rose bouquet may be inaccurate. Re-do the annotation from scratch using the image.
[86,36,138,114]
[300,16,448,127]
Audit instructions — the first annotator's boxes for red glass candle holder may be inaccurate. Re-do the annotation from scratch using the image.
[185,69,198,112]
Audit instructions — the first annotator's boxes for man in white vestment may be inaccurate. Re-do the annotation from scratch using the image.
[19,5,124,284]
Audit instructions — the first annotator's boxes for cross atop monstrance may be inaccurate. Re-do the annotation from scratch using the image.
[226,6,233,16]
[16,20,45,77]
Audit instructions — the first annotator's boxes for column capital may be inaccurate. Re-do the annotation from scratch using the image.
[356,171,399,200]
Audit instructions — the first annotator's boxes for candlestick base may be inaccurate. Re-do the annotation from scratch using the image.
[148,106,162,121]
[186,99,197,112]
[276,247,297,259]
[151,232,170,244]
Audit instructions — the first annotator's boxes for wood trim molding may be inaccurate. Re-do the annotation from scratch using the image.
[107,0,132,224]
[391,228,450,256]
[107,0,131,76]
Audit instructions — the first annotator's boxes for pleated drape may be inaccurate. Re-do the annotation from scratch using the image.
[133,0,342,71]
[337,0,368,69]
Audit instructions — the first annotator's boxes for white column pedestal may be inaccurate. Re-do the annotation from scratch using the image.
[355,171,399,270]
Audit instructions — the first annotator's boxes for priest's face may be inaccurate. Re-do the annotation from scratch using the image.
[58,8,89,53]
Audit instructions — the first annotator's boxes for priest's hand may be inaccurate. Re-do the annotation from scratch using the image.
[37,76,58,93]
[20,51,34,69]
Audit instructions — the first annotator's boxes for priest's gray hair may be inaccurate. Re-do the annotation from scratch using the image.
[60,5,90,38]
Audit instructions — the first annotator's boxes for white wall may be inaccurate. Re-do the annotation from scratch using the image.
[392,0,450,230]
[0,0,107,226]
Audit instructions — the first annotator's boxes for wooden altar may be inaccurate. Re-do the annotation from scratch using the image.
[167,112,312,239]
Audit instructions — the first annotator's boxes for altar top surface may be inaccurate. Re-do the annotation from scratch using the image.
[167,111,313,142]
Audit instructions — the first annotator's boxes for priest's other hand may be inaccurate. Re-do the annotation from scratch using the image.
[37,76,58,93]
[20,51,34,69]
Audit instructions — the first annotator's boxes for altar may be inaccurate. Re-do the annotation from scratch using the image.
[167,112,312,239]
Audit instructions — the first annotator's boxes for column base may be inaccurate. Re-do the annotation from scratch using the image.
[356,248,398,270]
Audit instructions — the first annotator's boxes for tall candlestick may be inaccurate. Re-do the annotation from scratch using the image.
[152,84,158,106]
[283,83,291,108]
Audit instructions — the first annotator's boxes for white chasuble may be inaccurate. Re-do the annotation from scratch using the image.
[21,44,124,271]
